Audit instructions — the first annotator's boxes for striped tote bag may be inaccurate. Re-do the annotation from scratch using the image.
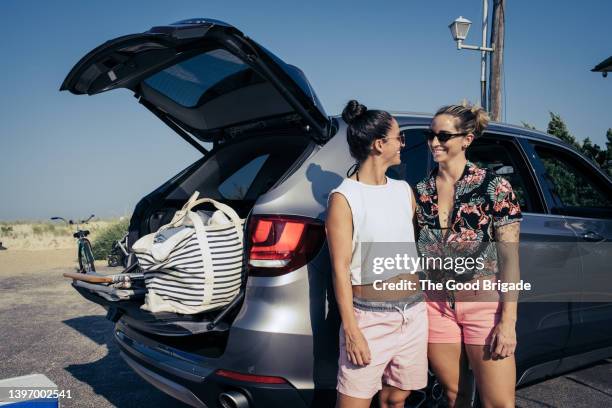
[132,191,245,314]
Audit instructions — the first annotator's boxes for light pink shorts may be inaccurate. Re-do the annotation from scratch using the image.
[426,299,502,345]
[337,301,428,399]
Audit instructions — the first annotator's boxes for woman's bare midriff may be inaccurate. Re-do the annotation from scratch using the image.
[352,273,422,302]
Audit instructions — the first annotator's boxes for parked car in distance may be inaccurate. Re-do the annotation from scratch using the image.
[61,18,612,408]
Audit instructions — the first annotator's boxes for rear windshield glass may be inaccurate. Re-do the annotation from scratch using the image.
[218,154,270,200]
[143,49,253,107]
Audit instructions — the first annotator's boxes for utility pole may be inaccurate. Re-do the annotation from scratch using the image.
[489,0,505,121]
[480,0,488,111]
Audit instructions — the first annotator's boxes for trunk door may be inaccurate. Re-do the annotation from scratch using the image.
[60,18,329,143]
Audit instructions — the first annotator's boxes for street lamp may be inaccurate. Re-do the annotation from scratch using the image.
[449,16,472,45]
[449,16,493,52]
[449,3,495,111]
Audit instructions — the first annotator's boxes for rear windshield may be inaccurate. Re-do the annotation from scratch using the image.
[143,49,258,108]
[144,46,324,112]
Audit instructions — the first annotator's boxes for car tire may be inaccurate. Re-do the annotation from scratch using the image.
[426,369,480,408]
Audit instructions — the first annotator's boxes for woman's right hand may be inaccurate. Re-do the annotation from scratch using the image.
[344,327,371,366]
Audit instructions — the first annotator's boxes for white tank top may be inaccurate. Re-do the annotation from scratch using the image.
[327,176,418,285]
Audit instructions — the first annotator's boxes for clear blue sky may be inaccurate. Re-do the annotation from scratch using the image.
[1,0,610,221]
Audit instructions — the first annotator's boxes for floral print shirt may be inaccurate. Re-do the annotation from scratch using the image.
[415,160,522,282]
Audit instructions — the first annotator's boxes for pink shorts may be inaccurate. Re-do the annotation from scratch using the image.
[426,298,501,345]
[337,301,428,399]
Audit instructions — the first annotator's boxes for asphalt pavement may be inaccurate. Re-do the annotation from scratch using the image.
[0,257,190,408]
[0,253,610,407]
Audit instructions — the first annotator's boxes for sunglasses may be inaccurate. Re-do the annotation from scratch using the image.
[424,129,468,143]
[383,134,406,145]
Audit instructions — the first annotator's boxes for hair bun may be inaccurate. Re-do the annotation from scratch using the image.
[469,104,483,116]
[470,105,489,128]
[435,101,490,139]
[342,100,368,124]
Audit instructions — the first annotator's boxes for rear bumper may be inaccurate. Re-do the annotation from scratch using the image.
[114,322,313,408]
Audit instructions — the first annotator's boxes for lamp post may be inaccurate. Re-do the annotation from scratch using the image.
[449,2,495,111]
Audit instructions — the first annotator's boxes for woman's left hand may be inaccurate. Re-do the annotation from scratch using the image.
[489,319,517,359]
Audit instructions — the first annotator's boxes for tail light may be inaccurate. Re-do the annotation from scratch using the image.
[247,215,326,277]
[214,369,288,384]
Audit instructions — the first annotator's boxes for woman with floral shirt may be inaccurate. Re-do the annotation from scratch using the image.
[415,103,522,407]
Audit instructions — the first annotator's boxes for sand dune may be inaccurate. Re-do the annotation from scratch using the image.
[0,220,117,251]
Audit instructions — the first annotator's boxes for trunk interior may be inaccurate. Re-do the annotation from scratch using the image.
[146,131,315,227]
[79,132,315,354]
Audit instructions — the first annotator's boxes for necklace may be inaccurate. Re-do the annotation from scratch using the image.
[356,170,388,185]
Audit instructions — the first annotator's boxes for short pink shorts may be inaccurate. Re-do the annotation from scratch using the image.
[426,298,501,345]
[337,301,428,399]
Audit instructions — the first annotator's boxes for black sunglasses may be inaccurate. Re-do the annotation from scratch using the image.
[424,129,468,143]
[382,134,406,145]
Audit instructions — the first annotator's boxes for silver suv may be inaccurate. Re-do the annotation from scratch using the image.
[62,18,612,408]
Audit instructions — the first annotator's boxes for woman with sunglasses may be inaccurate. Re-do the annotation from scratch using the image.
[415,103,522,407]
[326,100,428,408]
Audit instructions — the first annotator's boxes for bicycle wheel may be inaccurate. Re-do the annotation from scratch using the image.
[107,254,120,267]
[78,239,96,273]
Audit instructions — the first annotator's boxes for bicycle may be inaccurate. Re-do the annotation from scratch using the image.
[51,214,96,273]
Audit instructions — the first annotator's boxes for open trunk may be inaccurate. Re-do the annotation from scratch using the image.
[60,18,330,348]
[69,132,314,348]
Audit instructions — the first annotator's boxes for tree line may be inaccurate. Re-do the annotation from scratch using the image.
[523,113,612,177]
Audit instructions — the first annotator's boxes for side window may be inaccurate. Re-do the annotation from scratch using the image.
[467,135,543,213]
[533,144,612,216]
[387,128,432,189]
[218,154,269,200]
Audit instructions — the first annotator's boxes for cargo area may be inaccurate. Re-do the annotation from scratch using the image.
[69,132,315,353]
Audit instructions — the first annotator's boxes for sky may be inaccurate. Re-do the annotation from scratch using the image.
[1,0,610,221]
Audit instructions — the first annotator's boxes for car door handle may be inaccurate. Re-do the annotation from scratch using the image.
[582,231,605,242]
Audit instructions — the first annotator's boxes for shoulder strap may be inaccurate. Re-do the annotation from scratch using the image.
[186,197,243,227]
[188,211,214,306]
[164,192,243,231]
[165,191,201,228]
